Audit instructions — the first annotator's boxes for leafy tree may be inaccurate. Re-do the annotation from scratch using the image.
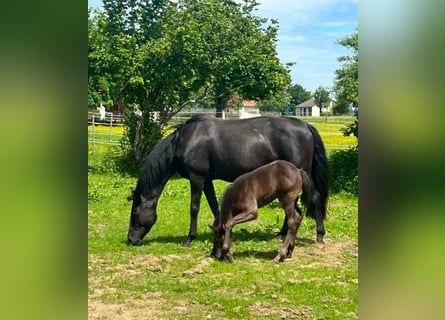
[329,146,358,195]
[287,83,311,106]
[88,0,291,162]
[181,0,291,117]
[256,92,290,113]
[333,30,358,136]
[333,96,352,115]
[313,86,330,110]
[88,8,114,107]
[329,30,358,195]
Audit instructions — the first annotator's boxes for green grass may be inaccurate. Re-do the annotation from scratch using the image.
[88,116,358,319]
[88,172,357,319]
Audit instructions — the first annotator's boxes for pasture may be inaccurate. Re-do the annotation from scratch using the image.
[88,116,358,319]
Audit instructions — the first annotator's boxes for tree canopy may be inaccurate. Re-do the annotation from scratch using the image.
[288,83,312,106]
[313,86,330,111]
[333,30,358,116]
[333,30,358,137]
[88,0,291,161]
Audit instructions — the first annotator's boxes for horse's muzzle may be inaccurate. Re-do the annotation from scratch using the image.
[128,237,143,246]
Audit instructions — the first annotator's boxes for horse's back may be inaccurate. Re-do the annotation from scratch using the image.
[175,116,314,180]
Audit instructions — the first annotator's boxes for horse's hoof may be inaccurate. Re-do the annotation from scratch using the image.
[182,239,192,247]
[272,256,282,264]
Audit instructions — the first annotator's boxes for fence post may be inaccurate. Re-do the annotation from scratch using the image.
[91,114,95,153]
[109,113,113,149]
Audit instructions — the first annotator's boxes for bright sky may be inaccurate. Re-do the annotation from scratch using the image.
[88,0,357,94]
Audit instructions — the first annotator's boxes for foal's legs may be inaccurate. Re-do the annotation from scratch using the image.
[221,207,258,262]
[273,197,303,263]
[276,201,303,239]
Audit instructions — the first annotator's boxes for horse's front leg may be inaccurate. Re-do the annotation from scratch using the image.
[204,179,224,256]
[203,179,220,220]
[182,174,205,247]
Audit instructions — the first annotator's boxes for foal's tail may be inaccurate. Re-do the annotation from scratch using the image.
[300,169,313,212]
[306,123,329,220]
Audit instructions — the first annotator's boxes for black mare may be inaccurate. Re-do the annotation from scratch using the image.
[127,115,329,246]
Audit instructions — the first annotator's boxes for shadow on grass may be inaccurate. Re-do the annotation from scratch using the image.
[232,237,315,260]
[123,229,316,262]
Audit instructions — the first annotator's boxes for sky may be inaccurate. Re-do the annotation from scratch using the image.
[88,0,357,94]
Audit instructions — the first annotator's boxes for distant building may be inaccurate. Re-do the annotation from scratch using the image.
[239,100,261,119]
[295,98,334,117]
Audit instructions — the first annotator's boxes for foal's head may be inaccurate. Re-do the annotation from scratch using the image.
[210,222,233,261]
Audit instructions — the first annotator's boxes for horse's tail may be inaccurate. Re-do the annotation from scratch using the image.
[306,123,329,220]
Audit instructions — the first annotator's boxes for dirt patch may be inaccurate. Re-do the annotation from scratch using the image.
[294,238,358,267]
[89,293,165,320]
[248,302,314,319]
[88,253,187,319]
[182,257,214,276]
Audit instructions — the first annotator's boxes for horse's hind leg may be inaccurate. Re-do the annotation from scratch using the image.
[310,191,325,243]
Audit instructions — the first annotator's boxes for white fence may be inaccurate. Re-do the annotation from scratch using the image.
[88,112,125,152]
[88,111,355,154]
[88,110,286,151]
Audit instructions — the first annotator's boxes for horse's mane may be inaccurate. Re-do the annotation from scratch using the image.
[136,131,178,196]
[135,115,217,196]
[172,114,216,130]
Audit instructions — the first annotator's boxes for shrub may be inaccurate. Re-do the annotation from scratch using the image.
[329,146,358,195]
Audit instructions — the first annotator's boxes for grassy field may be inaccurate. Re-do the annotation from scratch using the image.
[88,116,358,319]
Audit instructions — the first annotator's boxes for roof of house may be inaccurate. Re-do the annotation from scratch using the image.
[242,100,257,107]
[295,98,316,108]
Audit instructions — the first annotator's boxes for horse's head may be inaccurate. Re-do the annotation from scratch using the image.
[127,188,157,246]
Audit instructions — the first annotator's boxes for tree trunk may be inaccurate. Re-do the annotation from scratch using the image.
[215,94,227,118]
[133,115,144,162]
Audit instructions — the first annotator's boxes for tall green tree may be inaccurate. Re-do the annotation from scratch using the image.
[181,0,290,117]
[313,86,331,110]
[256,93,290,113]
[287,83,311,106]
[88,0,291,162]
[330,30,358,195]
[333,30,358,136]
